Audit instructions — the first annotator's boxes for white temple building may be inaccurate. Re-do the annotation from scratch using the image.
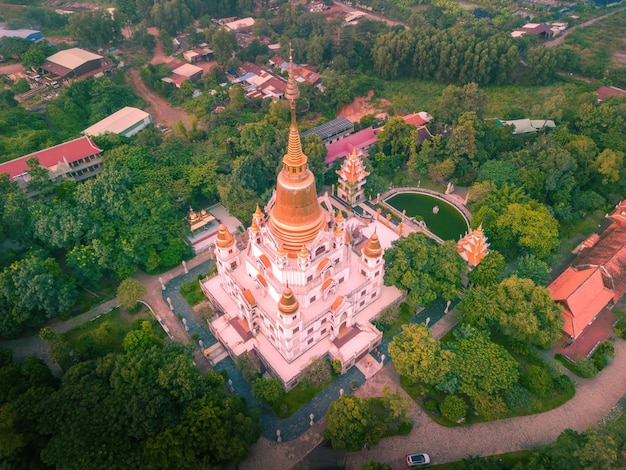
[200,59,403,390]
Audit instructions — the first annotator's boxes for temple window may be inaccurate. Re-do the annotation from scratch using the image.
[308,327,313,334]
[308,338,314,345]
[307,275,313,282]
[294,326,299,333]
[338,276,345,283]
[360,300,365,307]
[315,246,325,257]
[321,328,326,335]
[321,318,327,324]
[310,295,316,303]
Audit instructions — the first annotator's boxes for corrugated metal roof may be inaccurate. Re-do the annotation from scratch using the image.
[83,107,152,136]
[45,47,102,70]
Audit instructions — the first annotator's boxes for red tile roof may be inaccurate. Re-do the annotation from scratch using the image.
[597,86,626,102]
[548,266,614,338]
[402,113,429,127]
[0,136,102,180]
[325,127,377,165]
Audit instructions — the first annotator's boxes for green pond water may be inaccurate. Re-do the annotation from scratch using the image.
[386,192,469,241]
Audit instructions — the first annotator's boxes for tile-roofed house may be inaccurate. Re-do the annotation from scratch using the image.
[401,112,434,143]
[548,200,626,339]
[0,136,103,194]
[325,127,377,166]
[597,85,626,102]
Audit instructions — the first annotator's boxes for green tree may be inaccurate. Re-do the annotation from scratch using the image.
[467,251,506,287]
[324,395,380,451]
[116,278,146,310]
[211,28,237,64]
[0,253,77,338]
[122,320,162,352]
[384,233,466,306]
[460,276,564,349]
[514,254,550,286]
[453,331,519,399]
[11,78,30,94]
[251,377,285,407]
[389,323,453,386]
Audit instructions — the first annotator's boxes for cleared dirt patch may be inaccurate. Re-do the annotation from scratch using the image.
[336,90,391,123]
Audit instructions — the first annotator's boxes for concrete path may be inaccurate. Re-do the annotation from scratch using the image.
[344,338,626,469]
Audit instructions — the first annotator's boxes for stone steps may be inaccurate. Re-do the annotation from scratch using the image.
[206,342,228,365]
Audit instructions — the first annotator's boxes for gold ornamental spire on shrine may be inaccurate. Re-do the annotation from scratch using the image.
[267,47,327,253]
[283,48,306,169]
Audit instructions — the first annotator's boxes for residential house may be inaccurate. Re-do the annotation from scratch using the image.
[511,23,554,38]
[0,26,43,43]
[325,127,377,166]
[494,118,556,135]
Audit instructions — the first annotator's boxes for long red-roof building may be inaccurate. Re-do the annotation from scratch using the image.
[0,136,103,193]
[548,201,626,339]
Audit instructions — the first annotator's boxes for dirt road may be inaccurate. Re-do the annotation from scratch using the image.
[0,63,25,76]
[545,5,626,47]
[128,68,192,128]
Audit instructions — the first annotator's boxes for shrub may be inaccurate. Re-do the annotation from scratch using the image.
[504,385,532,412]
[332,359,342,375]
[363,462,393,470]
[554,374,575,394]
[472,393,508,421]
[301,356,332,386]
[525,365,553,397]
[236,351,259,381]
[374,304,400,331]
[440,395,467,422]
[191,333,199,341]
[251,377,285,407]
[398,420,413,434]
[425,399,438,411]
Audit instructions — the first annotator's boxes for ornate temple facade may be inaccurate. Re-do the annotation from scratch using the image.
[200,60,403,390]
[456,224,490,267]
[336,149,370,207]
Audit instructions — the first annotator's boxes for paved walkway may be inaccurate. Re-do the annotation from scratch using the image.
[343,338,626,469]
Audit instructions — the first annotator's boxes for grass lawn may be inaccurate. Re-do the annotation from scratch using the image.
[180,279,206,306]
[382,303,414,339]
[61,308,165,367]
[430,450,532,469]
[271,376,336,418]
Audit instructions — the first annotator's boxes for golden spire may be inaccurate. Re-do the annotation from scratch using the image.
[364,232,382,258]
[216,224,234,248]
[277,244,287,257]
[278,287,299,315]
[250,219,260,232]
[254,204,264,220]
[335,210,344,223]
[298,245,309,259]
[284,46,300,104]
[267,47,326,252]
[334,225,343,237]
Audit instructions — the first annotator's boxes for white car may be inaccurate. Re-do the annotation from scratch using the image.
[406,453,430,467]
